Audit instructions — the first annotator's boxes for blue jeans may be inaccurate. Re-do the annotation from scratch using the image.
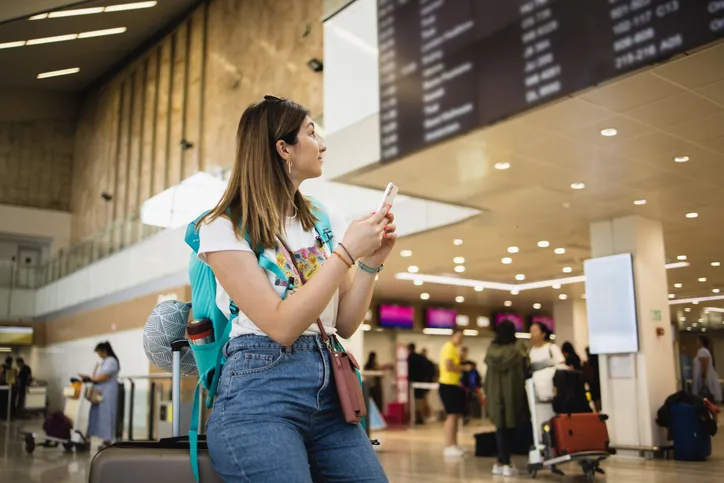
[206,334,388,483]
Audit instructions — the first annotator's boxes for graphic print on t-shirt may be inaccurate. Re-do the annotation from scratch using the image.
[274,243,328,289]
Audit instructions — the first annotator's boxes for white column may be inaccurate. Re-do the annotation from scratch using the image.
[589,215,677,450]
[553,299,589,357]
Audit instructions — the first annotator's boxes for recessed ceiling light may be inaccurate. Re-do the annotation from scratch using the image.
[674,156,690,163]
[408,266,419,273]
[413,280,424,286]
[677,255,687,261]
[420,292,430,300]
[474,285,484,292]
[494,162,511,170]
[600,128,617,137]
[501,257,512,264]
[511,289,519,295]
[453,239,463,246]
[504,301,513,307]
[699,277,707,282]
[693,301,699,305]
[400,249,412,257]
[515,274,525,281]
[559,294,568,300]
[37,67,80,79]
[674,283,683,288]
[562,267,572,273]
[633,199,647,205]
[685,308,691,312]
[554,248,566,255]
[571,183,586,190]
[686,212,698,219]
[552,283,561,289]
[507,246,519,254]
[712,262,721,267]
[669,294,675,299]
[538,240,550,248]
[533,303,542,310]
[455,296,465,303]
[454,265,466,273]
[453,256,465,264]
[713,289,721,294]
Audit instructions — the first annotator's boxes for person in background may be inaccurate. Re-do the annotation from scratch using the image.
[485,320,530,477]
[528,322,565,372]
[583,347,601,411]
[80,342,121,450]
[408,343,431,424]
[693,335,722,403]
[460,361,484,423]
[14,357,32,417]
[438,327,468,457]
[0,356,15,385]
[364,351,383,412]
[561,342,582,370]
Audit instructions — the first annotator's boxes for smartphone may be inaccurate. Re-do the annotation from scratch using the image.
[377,182,398,212]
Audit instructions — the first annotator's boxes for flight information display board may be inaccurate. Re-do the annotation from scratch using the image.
[378,0,724,162]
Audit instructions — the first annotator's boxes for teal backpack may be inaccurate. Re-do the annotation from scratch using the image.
[182,197,363,481]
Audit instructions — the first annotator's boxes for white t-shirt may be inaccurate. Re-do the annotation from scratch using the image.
[529,342,565,366]
[197,203,349,339]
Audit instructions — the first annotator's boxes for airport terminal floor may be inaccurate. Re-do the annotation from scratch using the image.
[1,419,723,483]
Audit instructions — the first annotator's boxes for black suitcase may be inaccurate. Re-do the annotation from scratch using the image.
[89,341,223,482]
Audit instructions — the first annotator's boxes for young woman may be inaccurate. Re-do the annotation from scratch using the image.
[197,96,395,482]
[484,320,530,476]
[80,341,120,450]
[561,341,582,370]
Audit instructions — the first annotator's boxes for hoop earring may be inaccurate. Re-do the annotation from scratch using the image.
[286,158,292,175]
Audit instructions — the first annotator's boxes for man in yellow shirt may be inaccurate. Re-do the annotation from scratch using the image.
[438,327,467,457]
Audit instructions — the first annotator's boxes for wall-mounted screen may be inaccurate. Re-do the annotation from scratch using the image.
[531,315,555,334]
[584,253,639,354]
[0,326,33,345]
[494,313,524,332]
[425,307,457,329]
[378,304,415,329]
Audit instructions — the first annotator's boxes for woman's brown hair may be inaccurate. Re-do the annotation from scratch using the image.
[200,96,317,250]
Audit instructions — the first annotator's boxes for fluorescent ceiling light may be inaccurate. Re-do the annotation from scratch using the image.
[508,246,519,254]
[538,240,550,248]
[634,199,647,205]
[686,212,698,219]
[37,67,80,79]
[394,261,687,293]
[455,296,465,303]
[420,293,430,300]
[704,307,724,314]
[554,248,566,254]
[559,294,568,300]
[674,283,682,288]
[712,262,721,267]
[699,278,707,282]
[677,255,687,261]
[571,183,586,190]
[407,265,419,273]
[104,1,159,12]
[423,328,453,336]
[515,274,526,281]
[674,156,690,163]
[453,239,463,246]
[504,301,512,307]
[28,13,49,20]
[670,295,724,305]
[49,7,105,18]
[400,250,412,257]
[0,41,26,49]
[533,303,542,309]
[713,289,720,294]
[502,257,512,264]
[26,34,78,45]
[78,27,127,39]
[454,265,466,273]
[453,256,465,264]
[562,266,573,273]
[494,162,511,170]
[600,128,617,136]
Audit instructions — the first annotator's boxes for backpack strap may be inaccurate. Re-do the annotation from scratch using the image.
[308,197,335,254]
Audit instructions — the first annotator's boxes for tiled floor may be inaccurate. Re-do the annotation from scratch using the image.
[1,418,722,482]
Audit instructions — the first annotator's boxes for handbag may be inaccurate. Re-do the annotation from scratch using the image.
[85,386,103,404]
[278,237,367,425]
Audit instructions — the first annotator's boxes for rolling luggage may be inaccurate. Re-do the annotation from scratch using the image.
[549,413,610,456]
[669,402,711,461]
[89,341,223,483]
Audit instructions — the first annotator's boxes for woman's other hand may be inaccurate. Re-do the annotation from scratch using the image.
[340,204,392,261]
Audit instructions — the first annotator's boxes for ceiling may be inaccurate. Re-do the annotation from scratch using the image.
[0,0,199,91]
[350,40,724,332]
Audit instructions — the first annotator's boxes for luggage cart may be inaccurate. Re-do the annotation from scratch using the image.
[21,378,91,454]
[525,378,611,482]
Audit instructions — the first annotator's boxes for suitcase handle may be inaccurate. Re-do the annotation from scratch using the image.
[170,339,189,437]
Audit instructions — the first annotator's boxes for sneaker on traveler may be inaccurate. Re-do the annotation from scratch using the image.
[492,464,518,476]
[443,445,465,458]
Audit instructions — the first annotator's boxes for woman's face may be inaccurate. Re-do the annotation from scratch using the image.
[96,349,106,359]
[287,116,326,182]
[530,324,545,343]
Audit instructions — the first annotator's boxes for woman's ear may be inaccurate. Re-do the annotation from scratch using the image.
[275,140,291,161]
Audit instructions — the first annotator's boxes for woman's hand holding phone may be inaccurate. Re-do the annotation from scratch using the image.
[340,205,393,261]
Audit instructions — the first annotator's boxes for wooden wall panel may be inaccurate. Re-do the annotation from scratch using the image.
[69,0,323,242]
[168,25,188,189]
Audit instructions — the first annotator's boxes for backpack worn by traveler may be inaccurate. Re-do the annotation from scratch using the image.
[145,197,363,482]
